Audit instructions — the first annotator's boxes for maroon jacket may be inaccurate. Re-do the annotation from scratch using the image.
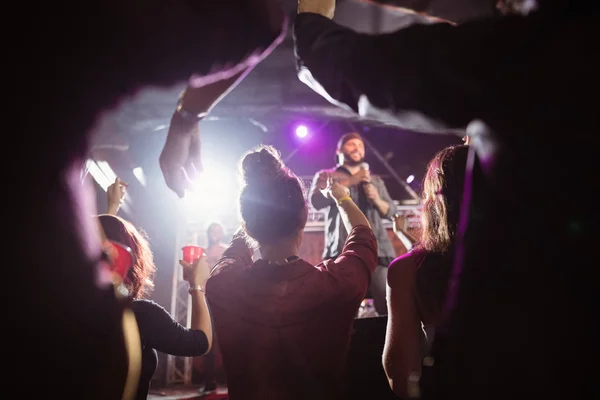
[206,225,378,400]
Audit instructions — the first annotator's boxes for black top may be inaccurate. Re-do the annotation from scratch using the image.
[130,299,209,400]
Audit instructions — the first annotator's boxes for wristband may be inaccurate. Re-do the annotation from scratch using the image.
[188,284,204,294]
[175,103,207,123]
[337,196,352,206]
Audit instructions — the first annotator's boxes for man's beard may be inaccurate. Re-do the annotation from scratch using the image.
[343,151,364,167]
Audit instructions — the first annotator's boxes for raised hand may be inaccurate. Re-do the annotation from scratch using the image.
[159,112,202,198]
[107,177,128,215]
[325,175,350,201]
[315,169,331,193]
[179,255,210,288]
[298,0,336,19]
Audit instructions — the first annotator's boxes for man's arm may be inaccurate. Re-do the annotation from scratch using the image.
[358,0,495,23]
[294,10,511,132]
[375,177,398,219]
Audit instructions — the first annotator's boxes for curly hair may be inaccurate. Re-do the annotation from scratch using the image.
[98,214,156,299]
[419,145,469,254]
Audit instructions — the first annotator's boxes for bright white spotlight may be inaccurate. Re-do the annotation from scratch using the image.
[183,168,238,219]
[295,125,308,139]
[406,175,415,184]
[133,167,146,186]
[85,159,115,191]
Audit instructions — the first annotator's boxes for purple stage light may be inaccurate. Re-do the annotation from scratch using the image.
[295,125,308,139]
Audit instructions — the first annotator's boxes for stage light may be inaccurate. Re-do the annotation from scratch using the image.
[133,167,146,187]
[406,175,415,184]
[183,164,238,221]
[295,125,308,139]
[85,159,116,191]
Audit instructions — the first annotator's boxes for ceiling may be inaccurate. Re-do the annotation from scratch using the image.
[89,0,492,226]
[90,0,494,143]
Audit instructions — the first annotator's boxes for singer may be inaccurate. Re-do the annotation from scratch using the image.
[309,132,397,315]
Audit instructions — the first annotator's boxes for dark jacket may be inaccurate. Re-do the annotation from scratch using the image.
[309,166,397,260]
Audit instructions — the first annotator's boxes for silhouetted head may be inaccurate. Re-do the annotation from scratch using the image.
[238,145,308,247]
[207,222,225,246]
[420,145,470,253]
[98,214,155,299]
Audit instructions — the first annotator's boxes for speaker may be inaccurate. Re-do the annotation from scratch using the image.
[343,316,400,400]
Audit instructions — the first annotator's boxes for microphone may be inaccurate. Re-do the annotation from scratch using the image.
[358,162,372,208]
[360,162,370,185]
[359,162,370,190]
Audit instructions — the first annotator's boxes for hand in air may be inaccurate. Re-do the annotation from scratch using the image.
[179,254,210,287]
[298,0,336,19]
[315,170,331,191]
[325,175,350,201]
[159,112,202,198]
[107,177,128,214]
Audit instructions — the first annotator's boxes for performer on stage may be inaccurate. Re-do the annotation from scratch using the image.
[309,132,397,315]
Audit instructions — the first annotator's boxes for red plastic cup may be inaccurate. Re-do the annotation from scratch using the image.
[103,240,134,281]
[182,245,204,264]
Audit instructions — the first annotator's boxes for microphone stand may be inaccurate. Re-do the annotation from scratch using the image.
[359,135,421,201]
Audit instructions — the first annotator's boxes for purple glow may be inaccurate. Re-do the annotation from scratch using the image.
[295,125,309,139]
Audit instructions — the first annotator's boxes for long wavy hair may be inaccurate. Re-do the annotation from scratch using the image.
[419,145,469,254]
[98,214,156,299]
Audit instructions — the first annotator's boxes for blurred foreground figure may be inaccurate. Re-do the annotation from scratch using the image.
[11,1,286,397]
[294,0,599,399]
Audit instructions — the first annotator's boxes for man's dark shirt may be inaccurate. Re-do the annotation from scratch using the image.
[309,166,397,260]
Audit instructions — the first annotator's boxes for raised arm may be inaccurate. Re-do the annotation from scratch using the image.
[132,300,210,357]
[179,255,214,351]
[328,178,371,232]
[294,2,516,132]
[106,177,127,216]
[309,169,335,210]
[319,179,378,301]
[366,176,398,219]
[152,0,288,197]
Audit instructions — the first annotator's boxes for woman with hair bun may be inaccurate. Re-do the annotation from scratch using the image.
[205,145,378,400]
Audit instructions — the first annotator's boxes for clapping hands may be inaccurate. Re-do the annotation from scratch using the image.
[324,175,350,202]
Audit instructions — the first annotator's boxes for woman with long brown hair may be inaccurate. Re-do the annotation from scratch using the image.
[382,144,469,399]
[99,178,213,400]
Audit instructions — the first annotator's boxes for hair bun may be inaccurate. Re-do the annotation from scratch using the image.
[240,145,284,187]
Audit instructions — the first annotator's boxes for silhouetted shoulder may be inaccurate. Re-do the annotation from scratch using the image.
[388,249,428,286]
[130,299,166,314]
